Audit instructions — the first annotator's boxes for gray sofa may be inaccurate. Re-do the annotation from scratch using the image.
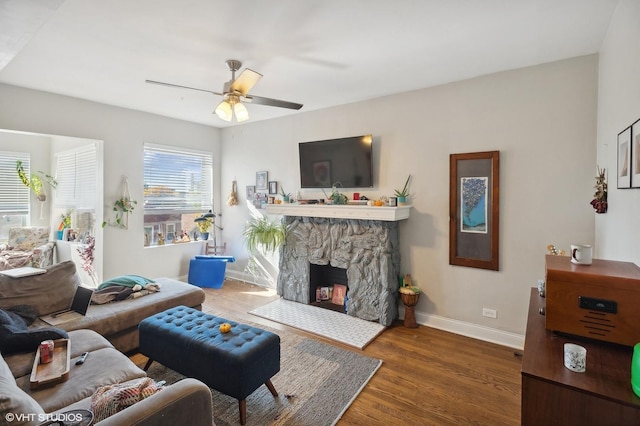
[0,261,206,353]
[1,329,213,426]
[0,261,214,425]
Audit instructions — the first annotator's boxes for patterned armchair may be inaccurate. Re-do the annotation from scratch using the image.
[0,227,55,271]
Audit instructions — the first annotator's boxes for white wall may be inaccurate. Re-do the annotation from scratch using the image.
[0,84,221,280]
[596,0,640,264]
[220,55,598,347]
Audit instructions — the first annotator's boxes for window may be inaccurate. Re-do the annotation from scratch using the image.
[55,145,97,210]
[143,143,213,246]
[0,151,30,240]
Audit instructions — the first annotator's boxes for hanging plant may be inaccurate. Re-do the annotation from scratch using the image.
[16,160,58,201]
[242,215,286,253]
[102,176,137,228]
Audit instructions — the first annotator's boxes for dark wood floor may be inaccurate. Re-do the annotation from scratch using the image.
[132,279,522,425]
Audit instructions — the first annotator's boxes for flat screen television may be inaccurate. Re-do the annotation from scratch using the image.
[299,135,373,188]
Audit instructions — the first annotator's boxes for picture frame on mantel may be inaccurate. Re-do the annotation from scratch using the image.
[449,151,500,271]
[256,171,268,191]
[631,119,640,188]
[617,126,632,189]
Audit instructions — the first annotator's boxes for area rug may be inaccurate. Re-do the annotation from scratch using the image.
[249,298,386,350]
[146,321,382,426]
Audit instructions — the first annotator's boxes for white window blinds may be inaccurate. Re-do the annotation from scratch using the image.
[0,152,30,215]
[55,145,97,210]
[143,143,213,213]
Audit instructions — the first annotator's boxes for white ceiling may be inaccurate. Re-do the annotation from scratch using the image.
[0,0,619,128]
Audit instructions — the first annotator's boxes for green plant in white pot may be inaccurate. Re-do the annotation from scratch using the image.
[394,175,411,205]
[243,215,287,253]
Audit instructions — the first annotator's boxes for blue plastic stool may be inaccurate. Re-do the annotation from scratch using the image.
[187,255,235,288]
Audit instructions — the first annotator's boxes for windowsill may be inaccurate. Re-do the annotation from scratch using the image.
[144,239,205,249]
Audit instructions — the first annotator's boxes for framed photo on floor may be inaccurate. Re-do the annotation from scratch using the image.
[449,150,500,271]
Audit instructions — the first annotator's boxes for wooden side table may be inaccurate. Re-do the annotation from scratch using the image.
[401,292,420,328]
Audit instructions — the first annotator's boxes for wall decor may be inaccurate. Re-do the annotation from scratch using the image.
[246,185,255,200]
[590,166,608,213]
[268,181,278,194]
[632,119,640,188]
[449,151,500,270]
[617,126,631,189]
[256,171,268,190]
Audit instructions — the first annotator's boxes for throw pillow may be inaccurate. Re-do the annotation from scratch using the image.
[90,377,164,422]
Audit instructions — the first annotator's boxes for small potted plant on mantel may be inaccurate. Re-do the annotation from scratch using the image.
[394,175,411,206]
[280,187,292,203]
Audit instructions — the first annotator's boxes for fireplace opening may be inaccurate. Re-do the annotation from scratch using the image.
[309,263,348,313]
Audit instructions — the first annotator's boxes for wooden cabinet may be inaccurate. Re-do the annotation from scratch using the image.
[521,288,640,425]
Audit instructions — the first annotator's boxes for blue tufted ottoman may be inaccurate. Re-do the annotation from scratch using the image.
[139,305,280,425]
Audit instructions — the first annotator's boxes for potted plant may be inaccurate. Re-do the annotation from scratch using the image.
[322,182,348,205]
[242,215,286,253]
[102,197,137,228]
[194,211,215,240]
[394,175,411,205]
[280,187,292,203]
[16,160,58,202]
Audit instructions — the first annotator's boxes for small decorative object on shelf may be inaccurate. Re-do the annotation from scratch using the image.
[590,166,608,214]
[394,175,411,205]
[279,186,292,203]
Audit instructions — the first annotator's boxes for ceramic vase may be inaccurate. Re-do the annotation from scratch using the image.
[397,196,407,206]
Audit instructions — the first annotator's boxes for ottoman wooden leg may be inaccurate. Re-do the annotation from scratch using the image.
[143,358,154,371]
[239,399,247,425]
[265,379,278,397]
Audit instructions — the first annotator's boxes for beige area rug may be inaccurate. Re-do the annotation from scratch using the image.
[249,298,386,350]
[146,317,382,426]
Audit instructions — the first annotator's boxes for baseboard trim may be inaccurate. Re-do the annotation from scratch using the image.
[400,306,525,350]
[225,269,274,288]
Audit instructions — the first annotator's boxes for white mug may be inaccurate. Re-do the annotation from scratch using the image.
[564,343,586,372]
[571,244,592,265]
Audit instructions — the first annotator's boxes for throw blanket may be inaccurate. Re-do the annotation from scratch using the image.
[91,283,161,305]
[91,378,164,422]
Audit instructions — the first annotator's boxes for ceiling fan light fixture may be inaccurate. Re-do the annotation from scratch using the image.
[234,102,249,122]
[214,100,232,121]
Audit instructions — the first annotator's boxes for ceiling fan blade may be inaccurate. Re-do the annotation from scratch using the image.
[229,69,262,96]
[145,79,223,96]
[245,95,303,110]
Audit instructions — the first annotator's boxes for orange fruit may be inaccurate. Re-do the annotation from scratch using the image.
[219,323,232,333]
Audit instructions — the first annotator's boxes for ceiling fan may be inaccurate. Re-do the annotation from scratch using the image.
[145,59,303,123]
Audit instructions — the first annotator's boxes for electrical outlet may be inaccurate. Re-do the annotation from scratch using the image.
[482,308,497,319]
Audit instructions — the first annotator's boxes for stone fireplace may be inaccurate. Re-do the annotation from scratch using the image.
[276,215,401,326]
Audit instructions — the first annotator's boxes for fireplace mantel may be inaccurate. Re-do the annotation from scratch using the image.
[265,204,411,221]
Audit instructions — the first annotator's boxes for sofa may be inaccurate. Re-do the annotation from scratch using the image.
[1,329,213,426]
[0,261,206,353]
[0,227,55,271]
[0,260,214,425]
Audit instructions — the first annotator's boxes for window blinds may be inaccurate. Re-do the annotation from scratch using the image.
[55,145,97,210]
[143,143,213,213]
[0,151,30,214]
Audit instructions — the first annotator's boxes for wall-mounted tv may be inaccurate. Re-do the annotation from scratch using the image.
[299,135,373,188]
